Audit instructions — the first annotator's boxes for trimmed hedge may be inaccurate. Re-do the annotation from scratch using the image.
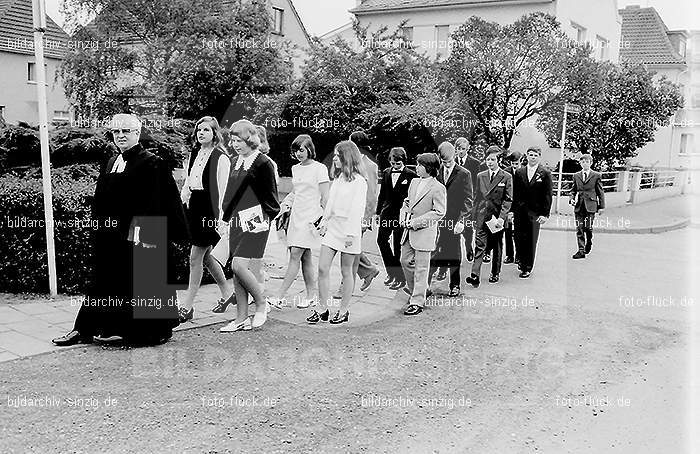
[0,164,191,295]
[0,119,193,174]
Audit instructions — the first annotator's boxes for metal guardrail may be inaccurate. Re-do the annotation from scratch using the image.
[551,169,682,194]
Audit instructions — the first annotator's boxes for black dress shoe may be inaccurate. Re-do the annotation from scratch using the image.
[402,287,412,296]
[426,289,433,298]
[503,256,514,264]
[519,270,531,278]
[389,280,405,290]
[329,311,349,324]
[384,276,395,286]
[467,251,474,262]
[483,254,491,263]
[488,274,499,283]
[585,242,592,254]
[52,330,92,347]
[404,305,423,316]
[178,306,194,323]
[465,274,480,288]
[572,251,586,259]
[449,286,460,297]
[307,309,330,324]
[212,295,235,313]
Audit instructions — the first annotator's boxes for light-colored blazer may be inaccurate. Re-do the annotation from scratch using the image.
[402,177,446,252]
[361,154,379,221]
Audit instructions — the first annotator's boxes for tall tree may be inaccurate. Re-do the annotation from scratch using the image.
[255,22,429,138]
[60,0,293,119]
[538,63,684,169]
[442,13,596,148]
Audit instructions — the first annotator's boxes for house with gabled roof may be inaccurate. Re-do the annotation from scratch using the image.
[325,0,621,63]
[0,0,71,124]
[619,5,698,169]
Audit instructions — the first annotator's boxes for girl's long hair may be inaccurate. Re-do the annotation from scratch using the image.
[191,116,224,151]
[333,140,366,182]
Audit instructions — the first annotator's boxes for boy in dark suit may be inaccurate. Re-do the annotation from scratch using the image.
[503,150,523,264]
[466,146,512,287]
[429,141,473,296]
[569,153,605,259]
[376,147,417,289]
[455,137,482,263]
[512,146,552,278]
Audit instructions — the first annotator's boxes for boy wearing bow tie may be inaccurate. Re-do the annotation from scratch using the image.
[569,153,605,259]
[466,146,512,287]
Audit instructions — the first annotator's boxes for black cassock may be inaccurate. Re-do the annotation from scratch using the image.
[73,144,189,344]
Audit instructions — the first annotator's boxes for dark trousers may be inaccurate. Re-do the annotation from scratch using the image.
[461,224,474,257]
[514,214,541,272]
[430,226,462,288]
[377,219,405,282]
[504,224,515,259]
[575,210,595,252]
[471,225,503,278]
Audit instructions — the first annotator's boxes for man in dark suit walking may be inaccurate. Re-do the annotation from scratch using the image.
[455,137,483,263]
[376,147,417,289]
[502,150,523,264]
[511,146,552,278]
[428,141,473,296]
[466,146,512,287]
[569,153,605,259]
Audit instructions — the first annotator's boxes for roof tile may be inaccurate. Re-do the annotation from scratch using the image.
[619,6,686,66]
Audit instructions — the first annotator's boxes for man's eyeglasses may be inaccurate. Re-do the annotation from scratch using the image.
[111,129,134,135]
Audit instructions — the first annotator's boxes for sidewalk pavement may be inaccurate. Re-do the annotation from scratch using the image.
[542,194,697,234]
[0,229,404,363]
[1,193,696,363]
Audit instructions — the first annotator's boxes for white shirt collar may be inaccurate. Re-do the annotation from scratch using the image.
[234,151,260,171]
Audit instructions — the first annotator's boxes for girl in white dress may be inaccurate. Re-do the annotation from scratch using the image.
[268,135,330,309]
[308,141,367,325]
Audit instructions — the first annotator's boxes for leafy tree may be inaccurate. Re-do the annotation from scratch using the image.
[441,13,596,148]
[60,0,293,120]
[538,63,684,169]
[254,22,430,139]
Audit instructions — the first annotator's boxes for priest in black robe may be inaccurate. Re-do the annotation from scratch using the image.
[53,114,189,347]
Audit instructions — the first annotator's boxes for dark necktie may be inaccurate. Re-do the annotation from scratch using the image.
[490,172,494,183]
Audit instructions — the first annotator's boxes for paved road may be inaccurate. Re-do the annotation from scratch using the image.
[0,224,698,452]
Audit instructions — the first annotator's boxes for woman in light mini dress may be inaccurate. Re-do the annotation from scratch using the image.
[307,140,367,325]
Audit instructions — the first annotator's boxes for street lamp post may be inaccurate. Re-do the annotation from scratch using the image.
[32,0,58,296]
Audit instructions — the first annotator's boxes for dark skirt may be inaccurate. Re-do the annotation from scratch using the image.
[187,190,221,248]
[229,223,270,259]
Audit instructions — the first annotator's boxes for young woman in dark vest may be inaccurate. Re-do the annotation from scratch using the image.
[178,116,233,322]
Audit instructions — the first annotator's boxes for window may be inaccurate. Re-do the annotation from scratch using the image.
[401,26,414,43]
[571,21,586,43]
[680,133,695,155]
[27,62,47,82]
[692,89,700,109]
[435,25,450,58]
[0,105,5,121]
[53,110,70,122]
[596,35,609,61]
[272,7,283,35]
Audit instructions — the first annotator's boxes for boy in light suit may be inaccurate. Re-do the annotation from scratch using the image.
[569,153,605,259]
[399,153,446,316]
[467,146,513,287]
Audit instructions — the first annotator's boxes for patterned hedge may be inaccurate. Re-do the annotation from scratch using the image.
[0,165,192,295]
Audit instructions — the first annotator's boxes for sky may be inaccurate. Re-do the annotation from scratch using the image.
[45,0,697,36]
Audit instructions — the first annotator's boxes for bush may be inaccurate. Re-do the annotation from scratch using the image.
[0,164,191,294]
[0,120,192,174]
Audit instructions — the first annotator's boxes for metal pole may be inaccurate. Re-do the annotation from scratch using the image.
[556,104,568,214]
[32,0,58,296]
